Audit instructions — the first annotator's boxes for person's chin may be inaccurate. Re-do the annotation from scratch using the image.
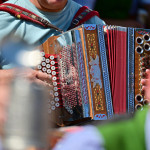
[47,0,66,3]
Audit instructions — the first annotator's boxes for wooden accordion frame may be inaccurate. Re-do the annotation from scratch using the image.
[38,24,150,126]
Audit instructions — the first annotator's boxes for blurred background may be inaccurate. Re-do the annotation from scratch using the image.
[73,0,150,28]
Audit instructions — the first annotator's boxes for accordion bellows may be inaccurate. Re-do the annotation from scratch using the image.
[38,24,150,125]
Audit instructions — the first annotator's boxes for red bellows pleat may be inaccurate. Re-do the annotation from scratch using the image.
[107,27,127,114]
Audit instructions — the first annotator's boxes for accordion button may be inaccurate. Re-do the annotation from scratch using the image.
[37,65,42,70]
[53,82,57,86]
[51,101,55,105]
[52,71,56,75]
[51,106,55,110]
[55,97,59,102]
[136,46,143,54]
[135,94,143,102]
[51,66,55,70]
[54,92,58,97]
[143,34,150,41]
[65,106,68,109]
[52,76,57,81]
[42,57,46,61]
[46,64,51,69]
[47,69,51,74]
[42,62,46,66]
[135,104,143,111]
[70,110,73,114]
[41,52,45,56]
[54,87,58,91]
[55,103,60,107]
[50,90,54,95]
[42,67,46,72]
[50,55,54,60]
[51,61,55,65]
[46,59,50,63]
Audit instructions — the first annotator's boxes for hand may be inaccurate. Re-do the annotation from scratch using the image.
[0,68,52,87]
[141,69,150,100]
[18,68,52,87]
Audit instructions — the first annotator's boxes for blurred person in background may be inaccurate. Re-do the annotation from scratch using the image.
[138,0,150,28]
[52,69,150,150]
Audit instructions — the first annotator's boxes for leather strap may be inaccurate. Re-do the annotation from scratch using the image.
[68,6,100,30]
[0,3,63,33]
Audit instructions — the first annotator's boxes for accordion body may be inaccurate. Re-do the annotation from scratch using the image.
[38,24,150,125]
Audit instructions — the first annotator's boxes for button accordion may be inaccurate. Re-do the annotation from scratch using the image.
[38,24,150,126]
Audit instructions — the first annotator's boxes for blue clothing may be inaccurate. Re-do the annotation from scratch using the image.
[53,109,150,150]
[0,0,105,69]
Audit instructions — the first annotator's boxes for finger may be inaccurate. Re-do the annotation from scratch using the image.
[146,69,150,79]
[36,71,52,83]
[34,78,53,88]
[142,85,146,91]
[146,69,150,74]
[141,79,147,86]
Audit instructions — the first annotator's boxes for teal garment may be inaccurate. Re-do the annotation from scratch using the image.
[0,0,105,69]
[98,107,149,150]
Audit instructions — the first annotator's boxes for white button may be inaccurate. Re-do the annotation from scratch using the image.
[52,76,57,80]
[54,92,58,96]
[55,103,60,107]
[42,62,46,66]
[54,87,58,91]
[52,71,56,75]
[46,64,51,69]
[70,110,73,114]
[55,97,59,102]
[50,55,54,60]
[53,82,57,86]
[47,69,51,74]
[41,52,45,56]
[42,67,46,72]
[65,106,69,109]
[50,90,53,95]
[51,66,55,70]
[51,61,55,65]
[46,59,50,63]
[42,57,45,61]
[37,65,42,70]
[51,101,55,105]
[51,106,55,110]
